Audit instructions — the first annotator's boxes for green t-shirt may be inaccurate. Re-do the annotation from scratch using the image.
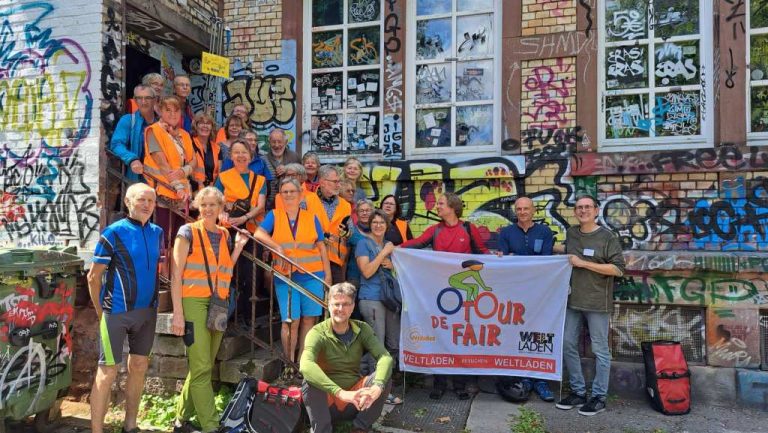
[300,318,393,395]
[565,226,625,313]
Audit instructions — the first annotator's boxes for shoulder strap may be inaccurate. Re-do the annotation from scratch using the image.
[463,221,481,254]
[196,228,216,296]
[246,173,258,202]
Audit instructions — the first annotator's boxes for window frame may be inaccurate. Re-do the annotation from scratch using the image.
[405,0,503,156]
[597,0,714,152]
[747,2,768,142]
[302,0,386,157]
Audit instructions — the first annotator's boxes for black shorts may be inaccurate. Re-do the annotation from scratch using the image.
[98,307,157,365]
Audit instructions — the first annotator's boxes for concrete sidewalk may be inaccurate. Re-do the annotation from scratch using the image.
[9,393,768,433]
[462,393,768,433]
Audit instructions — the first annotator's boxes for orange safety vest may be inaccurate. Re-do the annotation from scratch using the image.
[219,168,266,231]
[307,193,351,266]
[394,219,409,242]
[214,127,227,147]
[271,209,323,274]
[143,123,194,199]
[181,220,234,299]
[191,136,221,188]
[126,98,138,114]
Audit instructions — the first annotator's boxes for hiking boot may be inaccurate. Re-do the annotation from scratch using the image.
[578,396,606,416]
[533,381,554,402]
[555,392,586,410]
[173,420,202,433]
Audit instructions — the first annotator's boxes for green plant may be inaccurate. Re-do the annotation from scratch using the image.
[413,407,428,418]
[508,407,547,433]
[139,394,180,428]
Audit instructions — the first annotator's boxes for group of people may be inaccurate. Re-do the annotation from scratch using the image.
[90,73,625,433]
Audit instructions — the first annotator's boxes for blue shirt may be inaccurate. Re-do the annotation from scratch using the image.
[346,223,370,282]
[221,155,273,181]
[109,112,155,182]
[355,237,384,300]
[92,218,164,313]
[498,222,554,256]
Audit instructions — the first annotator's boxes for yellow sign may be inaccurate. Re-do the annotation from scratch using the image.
[201,52,230,79]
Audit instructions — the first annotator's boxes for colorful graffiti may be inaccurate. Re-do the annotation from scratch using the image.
[223,40,298,151]
[614,272,768,308]
[0,278,74,409]
[521,58,576,132]
[0,0,99,252]
[0,2,93,152]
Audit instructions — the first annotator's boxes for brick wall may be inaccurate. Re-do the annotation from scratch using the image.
[521,0,577,35]
[223,0,283,74]
[157,0,220,37]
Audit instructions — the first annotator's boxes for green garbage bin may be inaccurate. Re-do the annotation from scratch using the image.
[0,247,83,432]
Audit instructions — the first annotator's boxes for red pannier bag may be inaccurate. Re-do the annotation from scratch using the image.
[641,340,691,415]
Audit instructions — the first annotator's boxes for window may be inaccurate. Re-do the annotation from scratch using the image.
[749,2,768,136]
[598,0,713,151]
[303,0,384,155]
[406,0,501,154]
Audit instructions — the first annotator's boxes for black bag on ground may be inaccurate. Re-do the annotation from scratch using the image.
[496,377,529,403]
[641,340,691,415]
[248,380,304,433]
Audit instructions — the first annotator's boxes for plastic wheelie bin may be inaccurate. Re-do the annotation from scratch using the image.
[0,247,83,433]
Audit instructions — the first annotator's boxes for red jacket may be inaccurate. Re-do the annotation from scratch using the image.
[400,221,489,254]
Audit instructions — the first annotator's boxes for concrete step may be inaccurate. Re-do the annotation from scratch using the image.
[218,349,282,384]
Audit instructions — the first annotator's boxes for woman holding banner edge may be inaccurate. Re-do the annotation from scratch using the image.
[400,192,489,400]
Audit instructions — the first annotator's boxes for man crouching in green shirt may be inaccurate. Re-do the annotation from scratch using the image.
[300,282,393,433]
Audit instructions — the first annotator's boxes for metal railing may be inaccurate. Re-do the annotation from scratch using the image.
[105,149,331,370]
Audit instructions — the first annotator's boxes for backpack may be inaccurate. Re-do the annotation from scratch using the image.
[641,340,691,415]
[219,378,304,433]
[431,221,482,253]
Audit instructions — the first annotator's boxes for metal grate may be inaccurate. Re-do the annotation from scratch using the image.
[609,304,706,364]
[761,311,768,371]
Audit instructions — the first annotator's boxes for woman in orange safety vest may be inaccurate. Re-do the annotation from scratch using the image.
[253,177,331,381]
[379,194,413,245]
[190,113,221,191]
[143,95,196,241]
[170,187,249,433]
[215,139,267,233]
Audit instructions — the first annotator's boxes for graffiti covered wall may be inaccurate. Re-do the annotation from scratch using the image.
[0,0,103,258]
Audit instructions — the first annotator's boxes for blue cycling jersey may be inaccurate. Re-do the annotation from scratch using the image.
[92,218,164,313]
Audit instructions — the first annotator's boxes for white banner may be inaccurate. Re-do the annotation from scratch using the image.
[392,248,571,380]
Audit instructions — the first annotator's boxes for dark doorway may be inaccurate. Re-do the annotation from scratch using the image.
[126,45,160,100]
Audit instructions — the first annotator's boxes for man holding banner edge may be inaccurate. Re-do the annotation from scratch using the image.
[557,194,625,416]
[496,196,556,402]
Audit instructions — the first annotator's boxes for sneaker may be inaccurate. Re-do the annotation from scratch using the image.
[520,378,533,393]
[533,381,554,402]
[578,396,606,416]
[555,392,586,410]
[173,420,202,433]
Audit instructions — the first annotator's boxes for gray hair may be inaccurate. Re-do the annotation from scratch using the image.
[302,151,320,165]
[133,84,155,98]
[356,199,374,210]
[283,163,307,182]
[329,282,357,301]
[279,177,303,192]
[318,165,340,180]
[141,72,164,86]
[269,128,287,140]
[125,182,155,203]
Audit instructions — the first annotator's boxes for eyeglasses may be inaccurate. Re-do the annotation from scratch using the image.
[324,179,341,184]
[281,190,299,195]
[330,302,353,308]
[357,208,373,214]
[135,96,155,101]
[575,205,595,211]
[371,221,387,226]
